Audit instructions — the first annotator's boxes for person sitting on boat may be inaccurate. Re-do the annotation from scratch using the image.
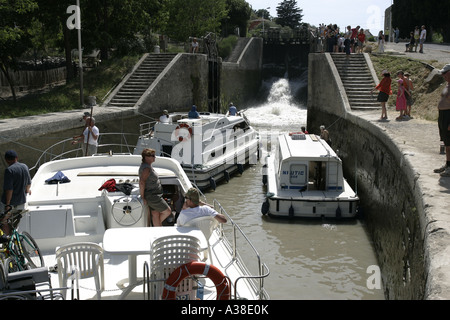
[159,110,170,123]
[176,188,227,226]
[188,105,200,119]
[301,126,308,134]
[227,102,237,116]
[139,148,172,227]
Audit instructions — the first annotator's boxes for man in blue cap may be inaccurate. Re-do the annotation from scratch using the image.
[1,150,31,235]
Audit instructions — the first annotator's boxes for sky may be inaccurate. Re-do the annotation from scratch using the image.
[246,0,393,33]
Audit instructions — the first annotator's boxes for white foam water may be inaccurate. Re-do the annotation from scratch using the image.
[244,77,308,131]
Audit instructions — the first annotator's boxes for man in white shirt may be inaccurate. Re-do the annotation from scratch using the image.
[177,188,227,226]
[419,25,427,53]
[159,110,170,123]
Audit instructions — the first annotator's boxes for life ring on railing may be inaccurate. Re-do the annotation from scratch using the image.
[174,123,193,142]
[162,261,230,300]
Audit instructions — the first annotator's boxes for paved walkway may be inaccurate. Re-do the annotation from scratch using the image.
[381,41,450,65]
[354,44,450,299]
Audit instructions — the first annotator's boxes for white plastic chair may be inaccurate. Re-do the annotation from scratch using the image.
[183,216,219,240]
[149,235,201,300]
[183,216,219,261]
[55,242,104,300]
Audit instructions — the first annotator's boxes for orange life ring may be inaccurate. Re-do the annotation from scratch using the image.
[162,261,231,300]
[174,123,193,142]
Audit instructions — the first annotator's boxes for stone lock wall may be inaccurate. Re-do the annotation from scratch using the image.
[307,53,426,299]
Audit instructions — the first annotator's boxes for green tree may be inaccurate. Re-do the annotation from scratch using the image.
[222,0,251,37]
[275,0,303,29]
[255,8,270,20]
[0,0,38,103]
[165,0,228,41]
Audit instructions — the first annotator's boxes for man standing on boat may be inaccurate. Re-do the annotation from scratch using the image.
[320,125,332,146]
[177,188,227,226]
[227,102,237,116]
[1,150,31,235]
[72,116,99,156]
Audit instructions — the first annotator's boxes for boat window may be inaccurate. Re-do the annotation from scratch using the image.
[289,164,307,185]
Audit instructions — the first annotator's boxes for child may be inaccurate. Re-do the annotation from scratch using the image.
[396,77,407,121]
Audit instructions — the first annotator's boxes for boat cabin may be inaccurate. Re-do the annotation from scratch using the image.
[275,133,344,192]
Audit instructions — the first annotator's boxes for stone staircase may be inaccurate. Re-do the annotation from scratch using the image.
[330,53,380,110]
[225,38,251,63]
[107,53,177,107]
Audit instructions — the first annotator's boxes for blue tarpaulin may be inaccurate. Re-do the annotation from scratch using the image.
[45,171,71,184]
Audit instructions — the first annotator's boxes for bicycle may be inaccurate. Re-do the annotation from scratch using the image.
[0,208,44,273]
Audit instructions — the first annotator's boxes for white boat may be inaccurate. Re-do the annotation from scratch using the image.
[5,153,269,300]
[134,111,259,190]
[261,133,359,218]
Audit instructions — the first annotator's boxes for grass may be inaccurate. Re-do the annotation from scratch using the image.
[369,50,445,121]
[0,54,141,119]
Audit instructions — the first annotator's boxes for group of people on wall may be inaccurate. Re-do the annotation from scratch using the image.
[318,24,367,54]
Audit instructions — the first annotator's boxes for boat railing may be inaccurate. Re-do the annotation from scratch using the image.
[28,132,139,174]
[139,121,157,137]
[213,199,270,300]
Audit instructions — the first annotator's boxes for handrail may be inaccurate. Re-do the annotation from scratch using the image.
[28,132,139,173]
[212,199,270,300]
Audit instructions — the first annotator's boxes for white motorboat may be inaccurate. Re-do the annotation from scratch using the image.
[134,111,259,190]
[261,133,359,218]
[6,153,269,300]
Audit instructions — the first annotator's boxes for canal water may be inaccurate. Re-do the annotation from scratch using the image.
[0,76,385,300]
[204,77,385,300]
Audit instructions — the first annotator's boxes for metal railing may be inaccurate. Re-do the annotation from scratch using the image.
[213,199,270,300]
[28,132,139,174]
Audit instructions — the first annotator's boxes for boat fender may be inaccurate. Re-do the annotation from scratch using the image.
[224,170,230,182]
[237,164,244,174]
[174,123,193,142]
[162,261,230,300]
[262,164,267,185]
[336,206,342,218]
[289,204,294,217]
[209,177,216,190]
[261,199,270,215]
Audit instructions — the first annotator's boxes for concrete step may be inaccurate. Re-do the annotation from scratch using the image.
[330,53,381,110]
[106,53,176,108]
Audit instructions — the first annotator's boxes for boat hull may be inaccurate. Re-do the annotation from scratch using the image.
[262,194,359,218]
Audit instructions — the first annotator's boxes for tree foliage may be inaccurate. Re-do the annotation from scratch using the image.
[222,0,251,37]
[0,0,38,103]
[275,0,303,29]
[164,0,228,41]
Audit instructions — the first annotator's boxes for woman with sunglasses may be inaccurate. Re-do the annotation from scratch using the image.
[139,148,172,226]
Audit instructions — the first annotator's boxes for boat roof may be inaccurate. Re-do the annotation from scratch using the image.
[278,133,340,161]
[28,155,191,203]
[171,112,247,127]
